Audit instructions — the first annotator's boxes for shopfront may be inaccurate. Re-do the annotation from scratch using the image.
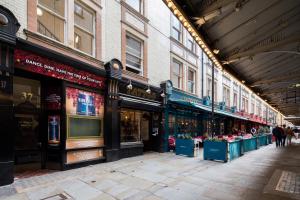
[12,42,106,174]
[118,81,163,158]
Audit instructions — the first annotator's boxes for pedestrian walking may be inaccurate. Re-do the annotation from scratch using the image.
[272,125,282,147]
[281,125,287,147]
[286,127,294,146]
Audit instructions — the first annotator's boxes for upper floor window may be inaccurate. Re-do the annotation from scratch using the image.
[126,35,143,75]
[207,77,212,97]
[171,15,182,42]
[187,34,195,52]
[233,92,238,107]
[171,59,182,89]
[74,1,95,55]
[251,102,255,113]
[242,97,249,113]
[126,0,143,14]
[187,68,195,94]
[37,0,65,42]
[223,86,230,107]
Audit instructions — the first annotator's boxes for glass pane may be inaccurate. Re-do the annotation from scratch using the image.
[74,27,93,55]
[172,14,180,30]
[126,36,142,57]
[126,53,142,69]
[74,2,94,33]
[188,81,194,93]
[13,76,41,108]
[171,74,180,88]
[39,0,65,16]
[120,109,148,143]
[172,28,180,41]
[126,0,141,12]
[37,8,64,42]
[172,60,181,75]
[188,70,194,81]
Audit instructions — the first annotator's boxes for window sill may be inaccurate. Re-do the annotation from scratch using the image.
[120,0,149,23]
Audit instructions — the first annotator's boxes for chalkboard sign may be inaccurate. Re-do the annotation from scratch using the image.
[68,116,101,138]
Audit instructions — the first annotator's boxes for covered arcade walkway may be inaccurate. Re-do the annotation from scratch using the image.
[0,141,300,200]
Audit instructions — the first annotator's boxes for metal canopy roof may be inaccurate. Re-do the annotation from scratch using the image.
[172,0,300,125]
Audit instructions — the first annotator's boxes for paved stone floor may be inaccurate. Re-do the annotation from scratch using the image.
[1,140,300,200]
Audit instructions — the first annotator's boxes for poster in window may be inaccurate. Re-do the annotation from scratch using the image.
[66,87,104,117]
[45,87,61,110]
[48,115,60,145]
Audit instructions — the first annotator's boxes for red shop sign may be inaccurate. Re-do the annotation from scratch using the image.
[14,49,105,89]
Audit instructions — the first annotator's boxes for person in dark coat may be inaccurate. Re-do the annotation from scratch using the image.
[272,126,282,147]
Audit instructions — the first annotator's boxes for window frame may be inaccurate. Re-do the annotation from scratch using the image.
[73,0,96,56]
[171,14,182,42]
[125,0,143,14]
[223,85,230,107]
[125,34,144,75]
[37,0,66,43]
[187,68,196,94]
[171,58,183,89]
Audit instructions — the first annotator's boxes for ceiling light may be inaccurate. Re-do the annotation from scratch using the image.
[167,1,173,7]
[242,80,245,83]
[37,7,43,16]
[296,83,300,87]
[213,49,220,54]
[174,9,179,15]
[178,15,184,21]
[183,21,188,27]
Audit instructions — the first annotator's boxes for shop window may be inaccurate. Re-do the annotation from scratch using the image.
[171,59,182,89]
[187,68,195,94]
[120,109,150,143]
[126,0,143,14]
[176,116,198,137]
[74,1,95,55]
[223,86,230,107]
[168,114,176,136]
[171,14,182,42]
[37,0,65,42]
[65,87,104,139]
[126,35,143,75]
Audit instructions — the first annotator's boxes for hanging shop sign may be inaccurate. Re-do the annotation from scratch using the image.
[14,49,105,89]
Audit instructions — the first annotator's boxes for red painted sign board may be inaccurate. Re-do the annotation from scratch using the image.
[14,49,105,89]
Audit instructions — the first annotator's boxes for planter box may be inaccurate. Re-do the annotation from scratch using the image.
[258,135,268,147]
[243,137,257,152]
[175,139,194,157]
[203,140,228,162]
[228,140,242,160]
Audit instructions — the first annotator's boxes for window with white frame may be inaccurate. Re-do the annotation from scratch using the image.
[214,81,217,101]
[223,86,230,107]
[251,102,255,114]
[187,68,195,94]
[126,0,143,13]
[242,97,248,113]
[171,59,182,89]
[233,92,238,107]
[207,77,212,97]
[74,1,95,55]
[187,34,195,52]
[126,35,143,74]
[37,0,65,42]
[171,14,182,42]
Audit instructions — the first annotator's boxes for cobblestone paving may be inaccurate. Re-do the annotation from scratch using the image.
[1,140,300,200]
[276,171,300,194]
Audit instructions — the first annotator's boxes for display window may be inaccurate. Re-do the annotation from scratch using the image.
[176,116,198,137]
[66,87,104,139]
[120,109,150,143]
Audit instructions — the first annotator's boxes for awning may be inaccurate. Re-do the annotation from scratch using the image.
[169,99,248,120]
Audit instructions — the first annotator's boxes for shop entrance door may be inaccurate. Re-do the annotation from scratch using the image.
[13,76,43,175]
[142,112,160,152]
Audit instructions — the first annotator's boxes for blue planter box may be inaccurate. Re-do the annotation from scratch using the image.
[175,139,194,157]
[228,140,242,160]
[258,135,268,146]
[203,140,228,162]
[243,137,257,152]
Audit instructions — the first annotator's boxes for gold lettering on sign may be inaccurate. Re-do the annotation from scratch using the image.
[66,149,103,164]
[126,87,157,100]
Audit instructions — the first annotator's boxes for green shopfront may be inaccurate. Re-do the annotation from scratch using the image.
[161,81,248,152]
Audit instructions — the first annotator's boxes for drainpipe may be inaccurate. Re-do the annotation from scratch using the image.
[201,51,204,98]
[212,64,215,137]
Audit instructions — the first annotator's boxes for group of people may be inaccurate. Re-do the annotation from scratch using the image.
[272,125,297,147]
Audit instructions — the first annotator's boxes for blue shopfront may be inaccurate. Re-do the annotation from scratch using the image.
[161,81,248,152]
